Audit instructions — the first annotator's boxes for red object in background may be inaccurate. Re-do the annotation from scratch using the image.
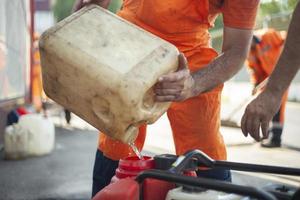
[16,107,29,116]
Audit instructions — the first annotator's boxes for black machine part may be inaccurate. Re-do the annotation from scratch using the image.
[168,150,300,176]
[136,169,276,200]
[263,184,300,200]
[154,150,300,200]
[292,189,300,200]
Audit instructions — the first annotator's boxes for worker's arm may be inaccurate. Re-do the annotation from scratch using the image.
[241,2,300,141]
[154,26,253,102]
[73,0,111,11]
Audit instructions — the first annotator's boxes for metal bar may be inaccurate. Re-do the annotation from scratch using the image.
[136,170,277,200]
[172,150,300,177]
[213,161,300,176]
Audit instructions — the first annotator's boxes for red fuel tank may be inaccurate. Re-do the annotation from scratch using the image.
[94,156,176,200]
[93,178,139,200]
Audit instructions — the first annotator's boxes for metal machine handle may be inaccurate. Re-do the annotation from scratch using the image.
[170,150,300,176]
[136,169,277,200]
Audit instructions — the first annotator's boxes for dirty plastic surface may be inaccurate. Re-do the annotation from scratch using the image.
[39,5,179,143]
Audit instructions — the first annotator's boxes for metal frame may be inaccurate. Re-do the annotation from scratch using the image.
[136,170,277,200]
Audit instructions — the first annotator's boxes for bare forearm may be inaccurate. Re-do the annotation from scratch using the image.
[191,27,252,95]
[192,47,249,94]
[265,2,300,96]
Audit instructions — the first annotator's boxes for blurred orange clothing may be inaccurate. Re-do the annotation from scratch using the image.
[31,37,44,111]
[248,29,285,85]
[99,0,259,161]
[247,29,287,123]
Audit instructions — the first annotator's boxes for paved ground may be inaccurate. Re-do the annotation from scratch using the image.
[0,127,98,200]
[0,103,299,200]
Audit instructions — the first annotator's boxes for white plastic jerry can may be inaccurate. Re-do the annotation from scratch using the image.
[4,114,55,159]
[18,114,55,156]
[165,186,249,200]
[4,124,29,160]
[39,5,179,143]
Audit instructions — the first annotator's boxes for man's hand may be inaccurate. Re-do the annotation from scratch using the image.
[241,90,282,141]
[154,53,196,102]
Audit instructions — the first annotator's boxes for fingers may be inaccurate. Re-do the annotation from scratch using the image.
[249,117,261,142]
[154,88,182,96]
[158,70,189,83]
[155,81,183,90]
[154,52,194,102]
[261,121,269,139]
[155,94,185,102]
[241,105,263,141]
[178,53,188,70]
[155,95,176,102]
[241,113,248,137]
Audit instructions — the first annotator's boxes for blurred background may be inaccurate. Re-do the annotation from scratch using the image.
[0,0,299,199]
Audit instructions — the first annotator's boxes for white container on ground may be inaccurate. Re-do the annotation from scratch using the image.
[18,114,55,156]
[39,5,179,144]
[4,125,29,160]
[4,114,55,159]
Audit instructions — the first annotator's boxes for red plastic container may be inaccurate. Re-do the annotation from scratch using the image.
[93,178,139,200]
[94,156,176,200]
[94,156,197,200]
[111,156,155,182]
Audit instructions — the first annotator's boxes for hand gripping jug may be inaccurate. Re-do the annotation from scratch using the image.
[39,5,179,143]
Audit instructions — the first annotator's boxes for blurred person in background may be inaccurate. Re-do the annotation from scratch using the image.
[242,2,300,143]
[247,29,287,148]
[32,33,44,112]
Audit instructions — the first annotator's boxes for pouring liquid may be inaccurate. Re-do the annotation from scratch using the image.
[129,142,144,160]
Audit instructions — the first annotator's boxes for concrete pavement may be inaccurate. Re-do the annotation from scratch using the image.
[0,127,98,200]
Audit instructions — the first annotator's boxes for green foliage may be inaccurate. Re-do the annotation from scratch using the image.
[52,0,122,22]
[210,15,223,31]
[108,0,122,13]
[53,0,76,22]
[259,0,298,17]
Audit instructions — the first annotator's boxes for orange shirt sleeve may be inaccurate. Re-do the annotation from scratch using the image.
[222,0,259,30]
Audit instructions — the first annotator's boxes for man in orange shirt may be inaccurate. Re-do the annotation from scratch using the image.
[75,0,259,197]
[247,29,287,148]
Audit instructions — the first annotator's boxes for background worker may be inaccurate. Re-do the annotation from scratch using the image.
[242,2,300,142]
[247,29,287,148]
[75,0,259,197]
